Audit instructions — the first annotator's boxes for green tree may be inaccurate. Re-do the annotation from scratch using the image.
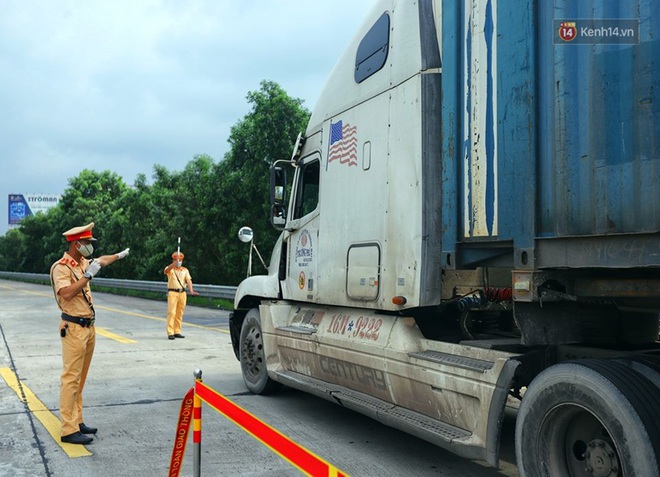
[14,213,58,273]
[103,173,155,280]
[202,80,310,284]
[158,156,216,283]
[0,228,27,271]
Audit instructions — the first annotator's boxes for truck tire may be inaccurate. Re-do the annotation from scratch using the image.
[615,357,660,394]
[515,360,660,477]
[239,308,282,395]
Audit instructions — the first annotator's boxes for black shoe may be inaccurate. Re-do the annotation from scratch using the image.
[173,334,185,338]
[62,431,93,445]
[168,335,175,340]
[79,423,97,434]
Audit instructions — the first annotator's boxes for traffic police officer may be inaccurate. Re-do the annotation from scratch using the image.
[164,252,199,340]
[50,222,130,445]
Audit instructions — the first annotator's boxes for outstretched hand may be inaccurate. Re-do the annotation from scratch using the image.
[117,248,130,259]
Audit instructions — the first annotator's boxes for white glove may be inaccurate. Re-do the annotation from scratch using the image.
[117,248,130,259]
[85,260,102,279]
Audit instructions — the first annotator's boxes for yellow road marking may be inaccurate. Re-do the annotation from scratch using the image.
[0,284,49,293]
[95,305,167,322]
[14,288,49,297]
[95,305,229,334]
[95,327,137,343]
[0,367,91,458]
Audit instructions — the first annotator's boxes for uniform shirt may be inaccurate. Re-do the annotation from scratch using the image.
[165,266,191,291]
[50,252,95,318]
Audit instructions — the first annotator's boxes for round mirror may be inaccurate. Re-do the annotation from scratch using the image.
[238,226,254,243]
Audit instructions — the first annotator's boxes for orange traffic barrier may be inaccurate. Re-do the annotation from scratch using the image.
[169,369,349,477]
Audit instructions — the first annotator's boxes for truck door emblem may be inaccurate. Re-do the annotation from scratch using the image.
[295,229,313,267]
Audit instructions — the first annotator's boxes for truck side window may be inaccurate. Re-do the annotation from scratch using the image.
[355,12,390,83]
[293,160,320,219]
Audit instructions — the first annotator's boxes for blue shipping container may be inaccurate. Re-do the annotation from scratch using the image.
[441,0,660,269]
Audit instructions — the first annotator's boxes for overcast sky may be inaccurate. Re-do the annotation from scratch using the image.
[0,0,380,235]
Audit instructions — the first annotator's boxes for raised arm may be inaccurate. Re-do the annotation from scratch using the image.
[96,248,130,267]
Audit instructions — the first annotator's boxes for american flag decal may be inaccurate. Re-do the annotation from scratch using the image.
[328,120,358,166]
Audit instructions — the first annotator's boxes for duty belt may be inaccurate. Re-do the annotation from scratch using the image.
[61,313,95,327]
[168,288,185,293]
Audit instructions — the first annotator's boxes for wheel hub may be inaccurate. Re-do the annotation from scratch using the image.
[242,339,256,367]
[584,439,619,477]
[241,326,261,372]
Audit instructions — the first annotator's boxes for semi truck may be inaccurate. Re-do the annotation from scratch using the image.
[230,0,660,475]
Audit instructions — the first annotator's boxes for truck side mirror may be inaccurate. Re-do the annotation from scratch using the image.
[270,165,287,227]
[271,166,286,205]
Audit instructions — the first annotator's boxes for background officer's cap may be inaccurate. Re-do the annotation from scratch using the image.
[63,222,97,242]
[172,251,185,259]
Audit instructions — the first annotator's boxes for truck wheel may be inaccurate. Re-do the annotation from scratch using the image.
[239,308,282,395]
[515,360,660,477]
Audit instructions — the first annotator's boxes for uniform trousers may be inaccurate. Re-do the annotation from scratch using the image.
[60,321,95,436]
[166,291,187,335]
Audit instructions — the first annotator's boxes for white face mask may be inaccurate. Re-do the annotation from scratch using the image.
[77,241,94,257]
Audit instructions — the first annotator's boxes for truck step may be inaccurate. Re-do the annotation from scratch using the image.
[275,370,472,444]
[409,350,494,373]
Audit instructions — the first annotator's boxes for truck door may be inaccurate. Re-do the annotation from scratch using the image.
[282,154,320,302]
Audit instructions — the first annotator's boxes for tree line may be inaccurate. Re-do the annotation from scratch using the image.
[0,80,310,286]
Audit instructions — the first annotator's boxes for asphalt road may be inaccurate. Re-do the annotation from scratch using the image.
[0,279,519,477]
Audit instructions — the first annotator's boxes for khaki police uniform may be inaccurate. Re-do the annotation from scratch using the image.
[165,253,192,337]
[50,225,97,438]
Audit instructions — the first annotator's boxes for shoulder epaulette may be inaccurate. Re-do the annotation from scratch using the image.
[57,257,78,267]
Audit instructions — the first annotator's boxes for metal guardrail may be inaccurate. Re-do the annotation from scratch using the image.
[0,271,237,301]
